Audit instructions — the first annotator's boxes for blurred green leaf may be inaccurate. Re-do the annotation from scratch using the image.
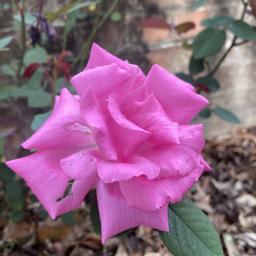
[159,200,224,256]
[196,76,220,92]
[31,111,51,131]
[0,64,16,76]
[6,181,25,213]
[111,11,122,22]
[175,73,194,84]
[90,194,101,234]
[0,86,17,100]
[192,0,206,10]
[24,46,49,66]
[28,90,52,108]
[189,56,204,74]
[14,12,36,25]
[193,28,226,59]
[228,20,256,40]
[61,211,76,225]
[0,138,4,155]
[0,163,15,182]
[212,106,240,123]
[201,16,234,28]
[0,36,13,50]
[199,108,211,118]
[55,77,76,93]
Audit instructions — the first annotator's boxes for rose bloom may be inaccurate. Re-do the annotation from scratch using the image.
[6,43,210,243]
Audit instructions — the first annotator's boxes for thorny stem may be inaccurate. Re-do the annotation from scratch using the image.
[74,0,120,69]
[208,1,249,77]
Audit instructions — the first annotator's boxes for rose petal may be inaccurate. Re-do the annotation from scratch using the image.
[120,165,204,211]
[97,181,169,243]
[86,43,146,86]
[125,95,180,144]
[141,145,200,178]
[60,150,98,180]
[80,89,118,160]
[179,124,205,152]
[97,156,160,183]
[107,96,151,157]
[6,149,97,219]
[22,89,92,151]
[71,63,132,98]
[145,64,209,124]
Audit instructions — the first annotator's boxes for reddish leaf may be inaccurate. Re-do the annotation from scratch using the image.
[139,16,171,30]
[23,63,40,79]
[175,22,196,34]
[195,83,210,93]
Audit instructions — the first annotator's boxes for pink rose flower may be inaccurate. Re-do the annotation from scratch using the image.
[6,43,210,243]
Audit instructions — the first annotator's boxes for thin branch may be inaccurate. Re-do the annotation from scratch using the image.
[73,0,120,69]
[208,1,248,77]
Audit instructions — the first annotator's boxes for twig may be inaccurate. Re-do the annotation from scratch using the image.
[74,0,120,69]
[208,1,248,77]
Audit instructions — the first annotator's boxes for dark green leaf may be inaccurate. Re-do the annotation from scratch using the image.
[196,77,220,92]
[199,108,211,118]
[189,56,204,74]
[90,195,101,234]
[175,73,194,84]
[228,20,256,40]
[24,46,49,66]
[159,200,224,256]
[0,138,5,155]
[5,181,25,203]
[193,28,226,59]
[192,0,206,10]
[61,211,76,225]
[0,163,15,182]
[0,36,13,50]
[31,112,51,131]
[212,106,240,123]
[201,16,234,28]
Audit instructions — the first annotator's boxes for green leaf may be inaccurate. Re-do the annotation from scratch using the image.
[0,138,5,155]
[27,90,52,108]
[0,86,17,100]
[193,28,226,59]
[159,200,224,256]
[0,163,15,182]
[0,36,13,50]
[14,12,36,25]
[212,106,240,123]
[175,73,194,84]
[31,111,51,131]
[90,194,101,234]
[189,56,204,74]
[228,20,256,40]
[61,211,76,225]
[201,16,234,28]
[5,181,25,202]
[192,0,206,10]
[196,77,220,92]
[199,108,211,118]
[0,64,16,76]
[111,11,122,22]
[24,46,49,66]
